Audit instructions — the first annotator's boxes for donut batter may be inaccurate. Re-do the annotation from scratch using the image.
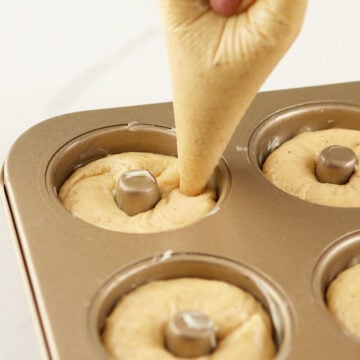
[326,263,360,338]
[102,278,275,359]
[59,152,217,233]
[263,128,360,207]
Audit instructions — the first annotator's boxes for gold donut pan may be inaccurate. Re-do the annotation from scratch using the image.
[2,81,360,359]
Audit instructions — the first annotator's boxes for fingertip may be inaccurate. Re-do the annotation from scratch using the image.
[209,0,243,16]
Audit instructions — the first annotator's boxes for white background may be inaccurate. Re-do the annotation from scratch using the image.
[1,1,360,359]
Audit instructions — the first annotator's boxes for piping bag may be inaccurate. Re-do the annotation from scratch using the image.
[158,0,307,195]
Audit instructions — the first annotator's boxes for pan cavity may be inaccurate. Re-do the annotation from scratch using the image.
[46,124,230,233]
[248,102,360,207]
[313,231,360,343]
[88,253,295,360]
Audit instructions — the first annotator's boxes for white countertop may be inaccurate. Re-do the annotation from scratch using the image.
[1,1,360,358]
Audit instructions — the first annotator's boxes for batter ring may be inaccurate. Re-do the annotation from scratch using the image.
[59,152,217,233]
[326,263,360,339]
[102,278,275,359]
[262,128,360,207]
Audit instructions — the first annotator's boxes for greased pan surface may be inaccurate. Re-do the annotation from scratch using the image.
[2,82,360,359]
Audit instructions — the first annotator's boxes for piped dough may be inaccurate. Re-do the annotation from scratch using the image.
[326,263,360,339]
[102,278,276,360]
[263,128,360,207]
[158,0,307,195]
[58,152,217,233]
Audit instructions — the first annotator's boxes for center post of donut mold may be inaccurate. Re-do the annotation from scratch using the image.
[115,169,161,216]
[165,310,217,358]
[315,145,358,185]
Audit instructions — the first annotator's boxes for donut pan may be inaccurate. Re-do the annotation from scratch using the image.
[2,81,360,359]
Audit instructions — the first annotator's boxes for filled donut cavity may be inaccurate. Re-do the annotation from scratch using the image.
[87,253,295,360]
[248,102,360,207]
[45,124,231,232]
[313,231,360,343]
